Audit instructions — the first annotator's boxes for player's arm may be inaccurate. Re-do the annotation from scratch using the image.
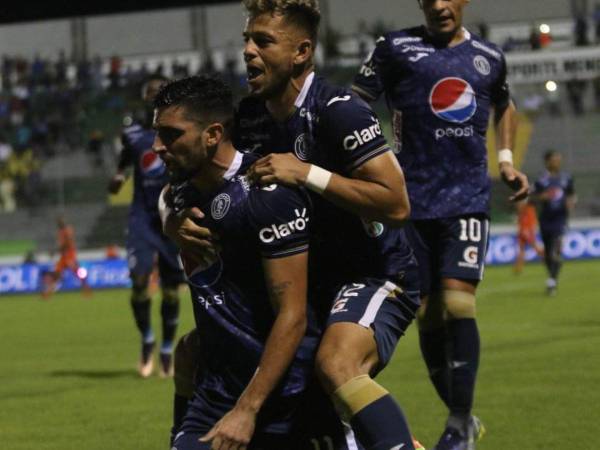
[566,177,577,212]
[108,134,133,194]
[201,252,308,448]
[492,52,529,202]
[158,185,219,268]
[248,150,410,225]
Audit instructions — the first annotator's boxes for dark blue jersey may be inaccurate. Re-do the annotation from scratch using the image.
[353,27,511,220]
[533,171,575,232]
[234,74,417,288]
[120,123,169,221]
[171,152,320,404]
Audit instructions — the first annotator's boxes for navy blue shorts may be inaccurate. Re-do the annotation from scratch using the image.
[326,270,420,371]
[126,219,184,287]
[174,383,364,450]
[404,213,490,296]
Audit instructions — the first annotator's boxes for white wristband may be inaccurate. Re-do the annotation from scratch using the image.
[305,165,332,194]
[498,148,513,165]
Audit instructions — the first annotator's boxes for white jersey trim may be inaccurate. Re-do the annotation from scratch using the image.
[223,151,244,181]
[358,281,397,328]
[294,72,315,108]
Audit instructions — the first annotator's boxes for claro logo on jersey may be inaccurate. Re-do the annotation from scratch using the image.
[140,150,166,177]
[259,209,309,243]
[343,117,382,151]
[430,77,477,140]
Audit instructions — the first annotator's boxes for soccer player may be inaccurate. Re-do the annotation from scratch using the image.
[153,75,351,450]
[513,199,544,275]
[165,2,423,449]
[352,1,529,448]
[108,74,185,378]
[531,150,576,296]
[41,216,91,298]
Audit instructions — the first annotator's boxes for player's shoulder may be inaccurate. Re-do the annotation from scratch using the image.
[235,95,270,124]
[311,76,370,114]
[467,31,505,62]
[121,121,149,144]
[380,26,427,46]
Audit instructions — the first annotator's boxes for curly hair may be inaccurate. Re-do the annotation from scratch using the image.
[242,0,321,42]
[154,74,234,137]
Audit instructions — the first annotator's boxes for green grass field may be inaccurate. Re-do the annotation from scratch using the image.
[1,260,599,450]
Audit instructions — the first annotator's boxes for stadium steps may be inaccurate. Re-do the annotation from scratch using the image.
[0,204,106,255]
[85,205,129,249]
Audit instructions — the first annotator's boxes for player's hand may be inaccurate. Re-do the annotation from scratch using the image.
[247,153,311,187]
[108,174,126,194]
[164,207,220,268]
[499,162,529,202]
[199,405,257,450]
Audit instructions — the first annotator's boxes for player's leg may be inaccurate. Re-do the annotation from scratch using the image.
[514,235,526,274]
[405,220,452,409]
[541,229,559,294]
[171,329,203,445]
[432,214,489,450]
[316,277,420,450]
[157,244,186,377]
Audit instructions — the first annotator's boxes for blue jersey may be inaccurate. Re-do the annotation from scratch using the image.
[533,171,574,232]
[234,74,417,288]
[171,152,320,408]
[353,27,511,220]
[120,123,169,222]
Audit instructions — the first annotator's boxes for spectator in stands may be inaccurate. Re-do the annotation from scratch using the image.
[566,78,587,115]
[574,15,590,46]
[0,133,16,212]
[529,24,542,50]
[594,2,600,42]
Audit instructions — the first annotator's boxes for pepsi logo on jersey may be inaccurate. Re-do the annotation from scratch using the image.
[430,77,477,140]
[140,150,166,177]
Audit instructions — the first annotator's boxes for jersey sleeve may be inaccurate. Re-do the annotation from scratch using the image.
[318,94,391,173]
[491,53,511,111]
[247,185,311,259]
[117,131,134,171]
[352,35,391,101]
[566,175,575,196]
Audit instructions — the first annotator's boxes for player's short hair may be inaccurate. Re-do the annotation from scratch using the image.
[544,149,560,161]
[153,75,234,138]
[243,0,321,43]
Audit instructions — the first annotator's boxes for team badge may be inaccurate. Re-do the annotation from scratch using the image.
[140,150,166,177]
[429,77,477,123]
[211,193,231,220]
[361,219,385,238]
[294,133,309,161]
[473,55,491,75]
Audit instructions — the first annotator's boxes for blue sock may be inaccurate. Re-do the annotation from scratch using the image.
[350,394,415,450]
[419,327,450,407]
[448,319,480,420]
[161,298,180,352]
[130,298,153,341]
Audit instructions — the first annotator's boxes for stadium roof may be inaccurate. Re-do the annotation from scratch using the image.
[0,1,237,24]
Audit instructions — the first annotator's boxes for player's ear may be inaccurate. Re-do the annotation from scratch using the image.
[294,39,313,66]
[203,123,225,147]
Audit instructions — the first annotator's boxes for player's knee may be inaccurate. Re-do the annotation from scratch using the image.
[417,295,445,330]
[315,325,376,393]
[444,289,476,319]
[130,274,150,302]
[174,331,200,398]
[162,286,180,304]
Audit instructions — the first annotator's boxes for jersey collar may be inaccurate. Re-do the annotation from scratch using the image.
[223,150,244,181]
[294,72,315,108]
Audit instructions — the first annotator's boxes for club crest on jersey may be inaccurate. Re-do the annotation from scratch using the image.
[473,55,491,75]
[140,150,165,177]
[211,193,231,220]
[294,133,309,161]
[429,78,477,124]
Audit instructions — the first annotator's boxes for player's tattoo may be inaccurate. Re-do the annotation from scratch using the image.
[268,280,292,304]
